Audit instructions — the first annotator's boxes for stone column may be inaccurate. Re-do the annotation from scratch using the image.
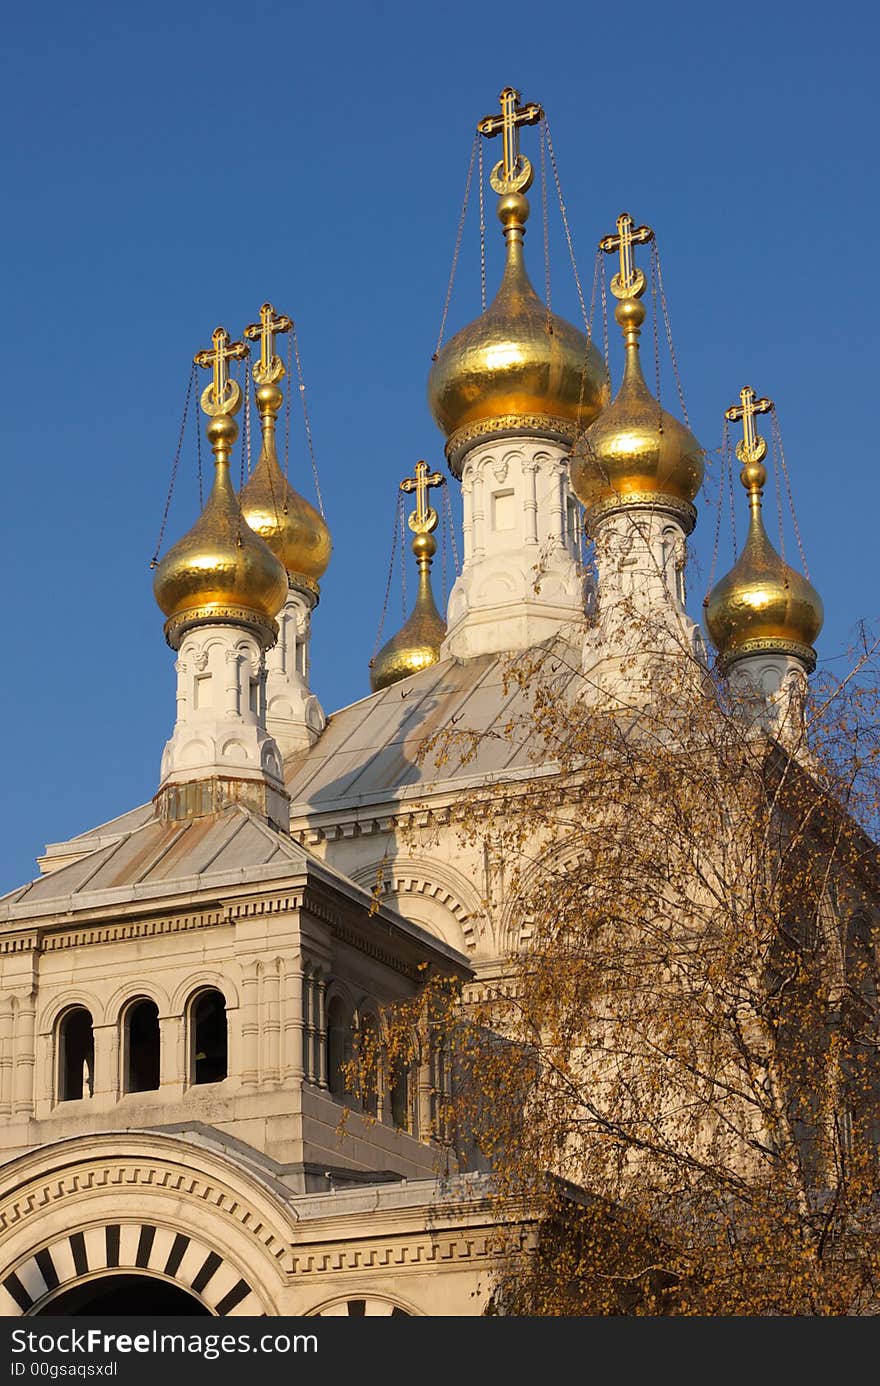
[239,961,260,1088]
[316,977,328,1090]
[283,961,305,1083]
[12,995,36,1118]
[263,961,281,1085]
[0,1004,13,1116]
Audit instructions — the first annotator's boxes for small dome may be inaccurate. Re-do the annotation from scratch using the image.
[570,296,703,518]
[240,382,331,593]
[154,411,288,648]
[428,192,607,472]
[370,534,446,692]
[705,461,823,670]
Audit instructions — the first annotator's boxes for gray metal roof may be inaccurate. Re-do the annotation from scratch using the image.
[285,647,574,817]
[0,806,311,919]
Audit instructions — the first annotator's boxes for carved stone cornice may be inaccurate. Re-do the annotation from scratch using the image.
[446,414,576,475]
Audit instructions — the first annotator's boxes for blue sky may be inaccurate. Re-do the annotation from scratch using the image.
[1,0,876,891]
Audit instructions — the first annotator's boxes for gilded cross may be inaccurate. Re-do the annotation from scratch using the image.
[477,86,544,194]
[193,326,248,415]
[599,212,654,299]
[243,302,293,385]
[401,460,444,535]
[725,385,773,466]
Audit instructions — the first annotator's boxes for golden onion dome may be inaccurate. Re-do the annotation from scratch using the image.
[239,381,331,595]
[428,191,607,473]
[370,532,446,692]
[153,408,288,649]
[705,458,823,671]
[570,295,704,523]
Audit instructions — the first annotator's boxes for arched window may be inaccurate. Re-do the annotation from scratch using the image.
[359,1013,379,1118]
[191,989,227,1085]
[124,999,160,1093]
[58,1007,94,1102]
[390,1062,410,1132]
[327,996,353,1099]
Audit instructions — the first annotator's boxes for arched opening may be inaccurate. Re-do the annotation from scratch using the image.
[125,999,160,1093]
[58,1007,94,1102]
[191,990,227,1085]
[359,1013,379,1118]
[36,1274,210,1317]
[327,996,353,1100]
[390,1062,410,1132]
[843,913,880,1150]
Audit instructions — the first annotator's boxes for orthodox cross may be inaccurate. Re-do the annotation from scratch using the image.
[401,460,444,535]
[477,86,543,194]
[725,386,773,466]
[599,212,654,299]
[243,301,293,385]
[194,326,248,414]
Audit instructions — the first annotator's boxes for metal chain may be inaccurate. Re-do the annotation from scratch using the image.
[240,355,250,490]
[195,372,203,508]
[399,489,408,615]
[433,133,478,360]
[442,479,460,573]
[771,405,810,576]
[599,254,611,392]
[478,137,487,313]
[151,363,195,568]
[587,246,600,341]
[726,419,739,562]
[650,244,662,427]
[236,354,251,548]
[284,329,292,479]
[371,500,403,663]
[539,120,551,331]
[705,419,729,599]
[543,117,588,331]
[652,240,690,428]
[770,420,786,563]
[441,500,448,607]
[291,321,325,517]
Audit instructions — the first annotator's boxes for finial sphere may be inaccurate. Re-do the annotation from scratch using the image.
[206,413,238,448]
[497,192,529,228]
[741,460,767,491]
[255,381,284,414]
[614,297,646,331]
[412,532,437,560]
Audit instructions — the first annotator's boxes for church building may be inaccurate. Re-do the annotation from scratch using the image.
[0,88,826,1317]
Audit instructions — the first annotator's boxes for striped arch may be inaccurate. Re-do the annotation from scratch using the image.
[309,1293,417,1316]
[0,1222,265,1317]
[350,858,485,953]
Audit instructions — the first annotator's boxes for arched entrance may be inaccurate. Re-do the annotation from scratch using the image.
[35,1274,210,1316]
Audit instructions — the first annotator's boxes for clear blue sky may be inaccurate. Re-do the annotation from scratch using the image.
[1,0,876,892]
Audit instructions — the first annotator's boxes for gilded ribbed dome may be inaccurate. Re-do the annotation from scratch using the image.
[428,192,607,473]
[370,533,446,692]
[240,381,331,593]
[570,296,704,519]
[705,460,823,670]
[154,410,288,649]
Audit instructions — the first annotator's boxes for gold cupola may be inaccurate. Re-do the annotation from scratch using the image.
[570,213,704,530]
[705,387,822,670]
[427,88,606,474]
[239,303,331,597]
[370,462,447,692]
[153,327,288,649]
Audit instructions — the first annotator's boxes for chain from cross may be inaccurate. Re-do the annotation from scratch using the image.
[243,302,293,385]
[477,86,544,196]
[400,460,445,535]
[599,212,655,300]
[193,326,248,416]
[725,386,773,467]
